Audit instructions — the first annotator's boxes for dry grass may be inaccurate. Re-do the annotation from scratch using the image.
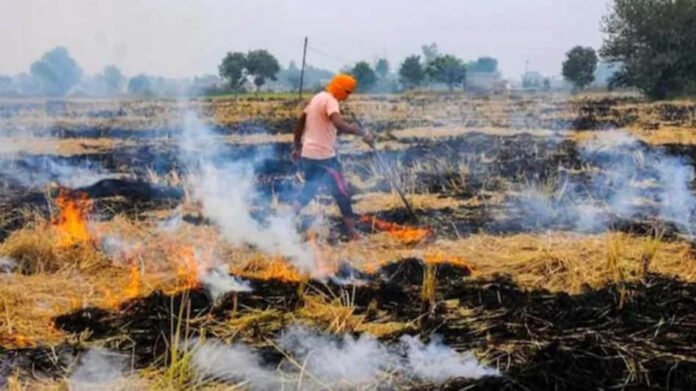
[572,127,696,146]
[2,206,694,350]
[3,93,696,389]
[0,93,674,137]
[0,221,109,274]
[420,264,437,307]
[321,229,696,294]
[434,232,696,293]
[627,126,696,145]
[0,268,149,348]
[0,136,138,156]
[295,289,412,338]
[391,126,558,140]
[208,308,286,343]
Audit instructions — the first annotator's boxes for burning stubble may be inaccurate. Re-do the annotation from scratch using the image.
[509,130,696,235]
[53,189,92,247]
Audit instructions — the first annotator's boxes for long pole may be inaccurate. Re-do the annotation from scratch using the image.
[298,36,308,100]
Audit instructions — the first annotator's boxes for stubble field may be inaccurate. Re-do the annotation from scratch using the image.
[1,92,696,390]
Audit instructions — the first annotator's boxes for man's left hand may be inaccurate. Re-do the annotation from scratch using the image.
[291,147,302,161]
[362,132,376,148]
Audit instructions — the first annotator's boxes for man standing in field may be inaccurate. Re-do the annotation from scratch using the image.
[291,74,374,239]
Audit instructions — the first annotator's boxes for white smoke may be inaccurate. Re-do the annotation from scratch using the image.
[200,266,252,302]
[510,130,696,234]
[179,112,314,272]
[400,334,499,382]
[0,135,36,155]
[69,348,128,391]
[191,326,497,389]
[0,123,114,191]
[99,234,137,262]
[0,256,16,273]
[653,154,695,230]
[277,326,397,386]
[582,131,696,232]
[192,340,280,390]
[156,208,184,232]
[0,155,113,189]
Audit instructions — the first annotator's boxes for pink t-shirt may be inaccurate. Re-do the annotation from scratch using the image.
[301,91,340,159]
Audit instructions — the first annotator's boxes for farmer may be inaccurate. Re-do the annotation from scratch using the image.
[291,73,375,239]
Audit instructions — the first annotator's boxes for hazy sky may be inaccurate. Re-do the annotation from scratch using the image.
[0,0,611,79]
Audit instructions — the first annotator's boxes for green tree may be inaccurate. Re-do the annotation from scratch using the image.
[601,0,696,99]
[426,55,467,90]
[421,43,439,66]
[284,61,301,90]
[127,74,152,95]
[100,65,125,94]
[30,47,83,96]
[218,52,248,92]
[351,61,377,91]
[375,58,390,79]
[469,57,498,73]
[245,49,280,93]
[399,55,425,90]
[562,46,598,90]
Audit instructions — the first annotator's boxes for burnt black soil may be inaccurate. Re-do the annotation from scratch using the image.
[3,129,695,243]
[2,259,682,390]
[431,273,696,390]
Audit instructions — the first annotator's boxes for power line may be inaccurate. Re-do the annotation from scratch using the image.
[306,45,352,65]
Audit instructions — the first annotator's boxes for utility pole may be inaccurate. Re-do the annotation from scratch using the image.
[298,36,308,100]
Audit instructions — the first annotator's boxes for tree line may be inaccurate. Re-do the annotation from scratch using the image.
[218,42,500,94]
[0,47,213,97]
[3,0,695,100]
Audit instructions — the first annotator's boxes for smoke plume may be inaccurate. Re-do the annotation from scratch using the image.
[192,326,497,389]
[68,348,128,391]
[200,266,252,301]
[179,113,314,272]
[0,256,16,273]
[400,334,499,382]
[509,130,696,234]
[0,155,112,189]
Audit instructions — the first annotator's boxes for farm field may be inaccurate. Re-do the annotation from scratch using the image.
[2,92,696,390]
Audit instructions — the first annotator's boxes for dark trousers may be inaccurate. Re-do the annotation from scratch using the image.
[296,157,354,218]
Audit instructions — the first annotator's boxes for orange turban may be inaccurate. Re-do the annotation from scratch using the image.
[326,74,357,100]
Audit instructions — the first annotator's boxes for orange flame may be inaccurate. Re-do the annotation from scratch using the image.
[100,288,120,309]
[53,189,92,247]
[360,215,432,245]
[125,264,141,299]
[175,246,201,289]
[423,250,475,273]
[233,257,303,283]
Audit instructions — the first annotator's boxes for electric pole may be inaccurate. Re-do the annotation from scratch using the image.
[299,36,308,100]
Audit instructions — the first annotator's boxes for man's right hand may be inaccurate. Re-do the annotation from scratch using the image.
[291,147,302,161]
